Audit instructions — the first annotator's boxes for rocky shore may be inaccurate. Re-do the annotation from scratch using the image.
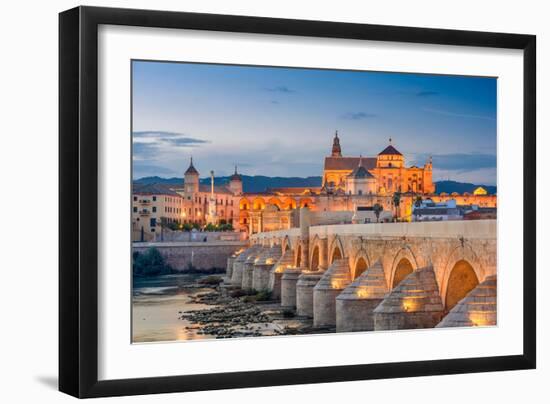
[179,281,334,339]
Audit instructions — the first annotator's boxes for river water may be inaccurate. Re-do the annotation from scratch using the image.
[132,273,316,343]
[132,274,216,343]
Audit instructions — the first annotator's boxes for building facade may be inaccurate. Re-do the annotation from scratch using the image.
[132,132,497,238]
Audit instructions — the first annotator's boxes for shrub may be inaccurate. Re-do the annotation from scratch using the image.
[255,290,272,301]
[198,275,223,285]
[282,309,295,318]
[132,247,173,277]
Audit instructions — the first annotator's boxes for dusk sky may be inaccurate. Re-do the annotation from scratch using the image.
[132,60,497,185]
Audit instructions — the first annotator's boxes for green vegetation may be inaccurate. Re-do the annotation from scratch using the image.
[282,309,295,318]
[204,222,234,232]
[240,289,272,302]
[132,248,173,277]
[197,275,223,286]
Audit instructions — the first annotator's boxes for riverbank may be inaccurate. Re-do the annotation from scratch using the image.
[132,274,333,343]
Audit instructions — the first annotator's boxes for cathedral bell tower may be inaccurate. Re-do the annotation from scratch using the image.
[331,130,342,157]
[184,156,199,195]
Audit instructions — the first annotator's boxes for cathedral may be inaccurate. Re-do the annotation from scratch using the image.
[321,131,434,195]
[132,132,495,238]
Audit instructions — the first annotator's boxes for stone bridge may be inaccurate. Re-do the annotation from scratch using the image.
[226,212,497,332]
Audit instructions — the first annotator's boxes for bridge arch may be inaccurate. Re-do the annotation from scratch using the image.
[295,243,302,267]
[389,247,419,289]
[353,254,370,280]
[329,236,345,265]
[441,243,484,309]
[444,260,479,311]
[309,235,321,271]
[282,236,291,254]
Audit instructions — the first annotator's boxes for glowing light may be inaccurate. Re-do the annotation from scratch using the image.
[355,288,369,298]
[469,312,490,327]
[402,297,420,312]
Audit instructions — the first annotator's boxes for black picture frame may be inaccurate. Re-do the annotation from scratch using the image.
[59,6,536,398]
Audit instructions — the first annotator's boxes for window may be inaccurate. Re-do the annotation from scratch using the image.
[150,218,156,227]
[152,196,157,201]
[133,207,137,213]
[133,196,137,201]
[152,206,157,213]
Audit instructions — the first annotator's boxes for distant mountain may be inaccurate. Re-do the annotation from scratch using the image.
[133,176,496,195]
[133,175,323,193]
[434,180,496,195]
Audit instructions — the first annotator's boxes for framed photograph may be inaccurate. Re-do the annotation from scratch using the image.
[59,6,536,398]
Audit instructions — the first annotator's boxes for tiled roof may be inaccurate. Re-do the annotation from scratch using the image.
[324,156,376,171]
[348,161,375,179]
[198,184,234,195]
[132,183,181,196]
[378,145,402,156]
[266,187,322,195]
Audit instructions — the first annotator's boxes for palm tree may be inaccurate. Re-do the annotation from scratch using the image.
[373,203,383,223]
[413,196,423,221]
[392,191,402,221]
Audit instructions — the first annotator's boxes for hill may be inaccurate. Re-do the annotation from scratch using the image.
[133,176,496,195]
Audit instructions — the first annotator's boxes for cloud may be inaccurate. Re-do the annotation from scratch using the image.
[412,153,496,173]
[415,90,439,97]
[132,131,210,161]
[133,163,176,178]
[341,112,377,120]
[270,100,280,104]
[422,107,496,121]
[264,86,296,94]
[133,131,209,146]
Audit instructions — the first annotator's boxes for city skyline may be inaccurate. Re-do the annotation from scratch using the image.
[132,60,497,185]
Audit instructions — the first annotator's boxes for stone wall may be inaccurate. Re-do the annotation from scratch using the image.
[133,241,247,271]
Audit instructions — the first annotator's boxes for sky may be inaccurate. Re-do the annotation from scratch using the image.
[132,60,497,185]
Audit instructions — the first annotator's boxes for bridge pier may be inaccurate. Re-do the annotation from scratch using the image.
[225,255,236,280]
[252,245,281,291]
[336,260,387,332]
[231,246,257,286]
[437,275,497,328]
[268,249,295,299]
[373,266,444,330]
[296,272,324,317]
[281,269,302,309]
[242,247,265,290]
[313,259,351,327]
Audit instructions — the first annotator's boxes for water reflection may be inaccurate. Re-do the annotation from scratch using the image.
[132,274,215,343]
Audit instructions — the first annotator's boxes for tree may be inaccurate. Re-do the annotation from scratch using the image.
[133,247,173,277]
[373,203,383,223]
[392,191,402,221]
[413,196,423,221]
